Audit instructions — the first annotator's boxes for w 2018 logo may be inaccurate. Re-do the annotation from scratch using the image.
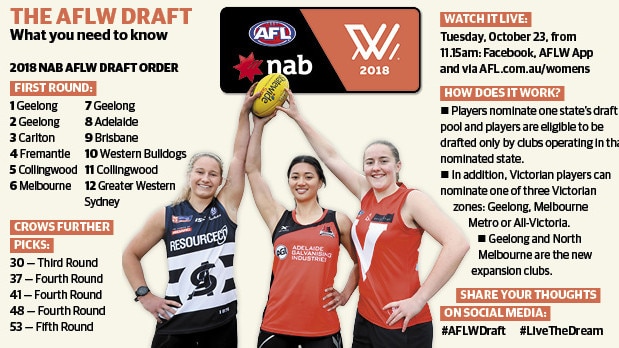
[345,24,401,61]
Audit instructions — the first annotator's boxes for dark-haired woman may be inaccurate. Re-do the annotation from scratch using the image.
[246,114,358,348]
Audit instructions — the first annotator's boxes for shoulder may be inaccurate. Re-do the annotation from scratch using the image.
[402,189,450,228]
[274,209,293,227]
[401,189,432,228]
[279,209,293,221]
[404,189,432,209]
[140,206,167,239]
[334,210,352,232]
[166,200,186,212]
[150,206,167,224]
[165,201,190,218]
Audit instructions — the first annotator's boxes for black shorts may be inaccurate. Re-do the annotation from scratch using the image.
[352,312,432,348]
[151,317,237,348]
[257,329,343,348]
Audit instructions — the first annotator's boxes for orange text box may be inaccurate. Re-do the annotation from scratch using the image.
[10,81,97,96]
[441,86,564,101]
[456,288,601,303]
[10,238,54,253]
[10,220,114,235]
[440,12,532,27]
[440,306,551,321]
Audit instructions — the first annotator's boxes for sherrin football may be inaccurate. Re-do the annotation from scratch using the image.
[252,73,289,117]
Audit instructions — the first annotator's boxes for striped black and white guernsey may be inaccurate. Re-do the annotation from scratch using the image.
[157,198,237,334]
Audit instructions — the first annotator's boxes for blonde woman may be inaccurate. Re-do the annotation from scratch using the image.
[122,86,255,348]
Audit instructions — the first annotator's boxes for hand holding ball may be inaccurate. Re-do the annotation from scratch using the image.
[252,73,289,117]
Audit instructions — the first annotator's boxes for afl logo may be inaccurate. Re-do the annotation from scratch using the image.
[275,244,288,260]
[249,20,296,47]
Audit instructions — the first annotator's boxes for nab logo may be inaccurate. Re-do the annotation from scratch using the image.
[267,54,313,75]
[249,20,296,47]
[344,23,401,61]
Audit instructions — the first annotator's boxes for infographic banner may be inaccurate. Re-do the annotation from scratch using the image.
[2,1,617,347]
[220,7,420,92]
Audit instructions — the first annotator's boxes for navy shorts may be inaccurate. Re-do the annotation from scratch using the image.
[257,329,343,348]
[151,317,237,348]
[352,312,432,348]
